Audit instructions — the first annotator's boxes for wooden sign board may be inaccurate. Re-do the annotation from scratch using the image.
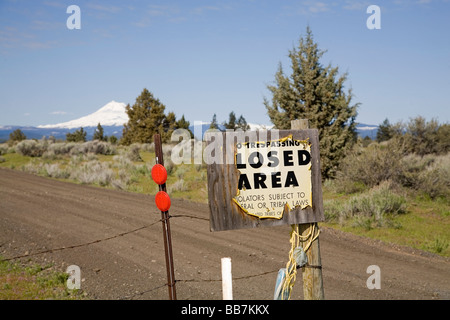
[206,129,324,232]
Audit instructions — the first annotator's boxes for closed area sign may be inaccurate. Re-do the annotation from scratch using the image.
[234,135,312,219]
[206,129,324,232]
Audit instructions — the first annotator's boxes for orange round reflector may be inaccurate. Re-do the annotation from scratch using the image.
[155,191,171,212]
[151,164,167,185]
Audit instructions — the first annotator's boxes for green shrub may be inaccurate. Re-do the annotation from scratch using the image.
[44,164,70,179]
[69,141,116,156]
[132,164,150,177]
[424,237,449,254]
[140,143,155,152]
[70,161,113,186]
[324,181,406,229]
[162,144,173,158]
[323,178,367,194]
[336,140,405,189]
[347,181,406,216]
[336,136,449,200]
[22,161,45,175]
[395,154,435,188]
[175,166,187,179]
[15,140,47,157]
[415,154,450,199]
[402,117,441,155]
[0,144,8,155]
[47,142,76,155]
[397,153,450,199]
[112,154,133,170]
[167,179,186,193]
[126,144,143,162]
[164,159,175,175]
[323,199,347,224]
[375,116,449,155]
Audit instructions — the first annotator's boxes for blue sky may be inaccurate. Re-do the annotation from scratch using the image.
[1,0,449,127]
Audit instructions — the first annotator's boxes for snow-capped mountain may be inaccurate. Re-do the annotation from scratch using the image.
[38,101,128,129]
[0,100,379,142]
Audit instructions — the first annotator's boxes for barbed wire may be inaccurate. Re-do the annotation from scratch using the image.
[2,213,281,299]
[119,269,280,300]
[1,214,207,262]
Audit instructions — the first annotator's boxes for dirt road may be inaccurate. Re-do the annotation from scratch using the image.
[1,168,449,300]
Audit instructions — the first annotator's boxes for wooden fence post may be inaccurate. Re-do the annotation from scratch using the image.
[291,119,325,300]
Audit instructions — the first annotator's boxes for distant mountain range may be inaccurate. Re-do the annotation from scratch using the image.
[0,101,378,142]
[37,101,128,129]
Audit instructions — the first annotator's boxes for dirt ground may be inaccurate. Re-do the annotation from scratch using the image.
[1,168,449,300]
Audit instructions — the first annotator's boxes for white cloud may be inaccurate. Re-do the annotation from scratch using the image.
[50,111,68,115]
[281,1,332,16]
[86,3,122,14]
[147,4,180,17]
[42,1,66,9]
[191,5,223,15]
[31,19,60,31]
[342,0,371,11]
[307,1,330,13]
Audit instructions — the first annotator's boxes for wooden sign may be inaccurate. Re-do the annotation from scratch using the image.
[206,129,324,232]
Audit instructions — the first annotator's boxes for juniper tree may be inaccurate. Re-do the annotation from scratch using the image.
[209,114,219,130]
[9,129,26,142]
[162,111,177,142]
[66,127,86,142]
[376,118,393,142]
[93,123,106,141]
[237,115,250,131]
[376,118,405,143]
[121,89,171,144]
[176,114,193,138]
[264,27,359,179]
[223,111,237,130]
[176,115,190,130]
[223,111,250,131]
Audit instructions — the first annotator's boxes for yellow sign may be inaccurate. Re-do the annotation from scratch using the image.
[233,135,312,219]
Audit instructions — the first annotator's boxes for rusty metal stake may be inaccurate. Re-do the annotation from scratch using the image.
[154,133,177,300]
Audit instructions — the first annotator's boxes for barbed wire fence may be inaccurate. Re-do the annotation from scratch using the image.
[1,213,279,299]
